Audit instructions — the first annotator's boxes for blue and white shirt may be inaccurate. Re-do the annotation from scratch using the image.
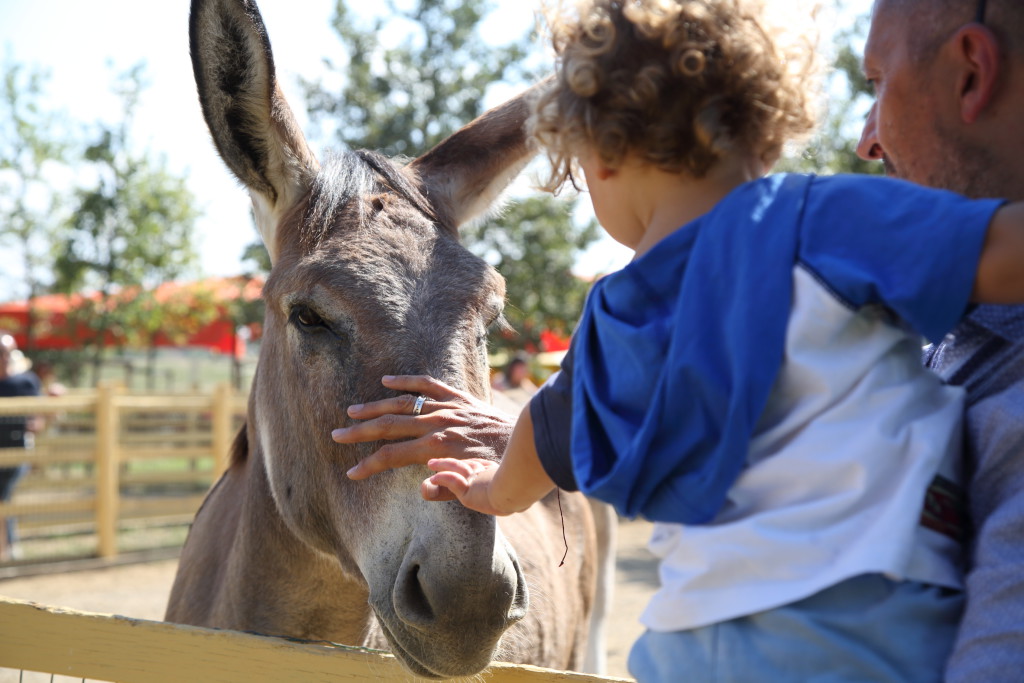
[532,173,1003,630]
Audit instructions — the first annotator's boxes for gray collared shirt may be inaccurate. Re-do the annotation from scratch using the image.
[931,305,1024,682]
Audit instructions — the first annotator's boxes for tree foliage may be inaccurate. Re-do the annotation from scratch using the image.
[299,0,599,355]
[118,286,220,390]
[50,65,203,382]
[54,66,199,294]
[302,0,534,157]
[0,61,72,350]
[463,197,599,350]
[240,231,272,274]
[776,11,881,176]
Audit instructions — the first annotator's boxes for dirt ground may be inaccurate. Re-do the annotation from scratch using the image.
[0,518,656,681]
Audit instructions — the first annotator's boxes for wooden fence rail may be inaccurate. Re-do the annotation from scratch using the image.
[0,391,634,682]
[0,384,247,566]
[0,598,628,683]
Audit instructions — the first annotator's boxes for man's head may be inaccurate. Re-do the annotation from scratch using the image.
[504,354,529,388]
[0,333,16,379]
[857,0,1024,199]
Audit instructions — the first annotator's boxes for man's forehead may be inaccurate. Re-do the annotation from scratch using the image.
[863,11,887,63]
[870,0,916,19]
[864,0,907,61]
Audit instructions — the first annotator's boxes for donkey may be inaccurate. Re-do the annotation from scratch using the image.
[166,0,611,678]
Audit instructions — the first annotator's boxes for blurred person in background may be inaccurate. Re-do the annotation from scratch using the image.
[491,352,537,407]
[32,360,67,398]
[0,332,42,561]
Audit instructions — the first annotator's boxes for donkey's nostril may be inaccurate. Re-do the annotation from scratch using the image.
[395,562,436,627]
[508,556,529,623]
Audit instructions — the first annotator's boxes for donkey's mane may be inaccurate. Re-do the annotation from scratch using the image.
[356,150,441,227]
[299,150,445,251]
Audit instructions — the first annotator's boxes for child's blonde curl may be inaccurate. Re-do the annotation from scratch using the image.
[530,0,819,191]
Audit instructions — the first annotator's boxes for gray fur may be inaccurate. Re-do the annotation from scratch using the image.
[168,0,608,678]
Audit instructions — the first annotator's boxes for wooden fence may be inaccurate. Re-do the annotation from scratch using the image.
[0,384,247,568]
[0,389,634,683]
[0,597,628,683]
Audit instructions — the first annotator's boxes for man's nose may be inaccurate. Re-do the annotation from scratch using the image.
[856,102,884,161]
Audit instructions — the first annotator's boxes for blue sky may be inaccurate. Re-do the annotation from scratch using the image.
[0,0,871,302]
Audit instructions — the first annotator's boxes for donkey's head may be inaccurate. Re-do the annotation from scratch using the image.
[190,0,539,677]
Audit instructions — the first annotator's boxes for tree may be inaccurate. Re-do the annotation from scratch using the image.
[300,0,600,354]
[776,9,881,176]
[53,64,201,384]
[216,273,266,389]
[0,61,73,351]
[118,285,220,391]
[240,234,272,274]
[463,196,599,351]
[302,0,532,157]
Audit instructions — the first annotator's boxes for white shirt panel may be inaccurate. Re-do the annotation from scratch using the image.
[641,265,964,631]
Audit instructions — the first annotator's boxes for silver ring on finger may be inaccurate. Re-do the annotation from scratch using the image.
[411,395,427,416]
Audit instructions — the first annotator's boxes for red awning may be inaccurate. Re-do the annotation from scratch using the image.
[0,276,263,358]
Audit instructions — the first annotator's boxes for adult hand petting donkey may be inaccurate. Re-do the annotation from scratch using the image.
[335,374,517,480]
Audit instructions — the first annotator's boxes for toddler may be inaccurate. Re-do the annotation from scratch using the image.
[413,0,1024,679]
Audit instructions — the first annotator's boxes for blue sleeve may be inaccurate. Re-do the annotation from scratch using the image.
[22,372,41,397]
[529,346,579,491]
[800,175,1003,343]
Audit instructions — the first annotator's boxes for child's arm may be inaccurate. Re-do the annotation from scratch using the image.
[422,405,556,515]
[974,202,1024,303]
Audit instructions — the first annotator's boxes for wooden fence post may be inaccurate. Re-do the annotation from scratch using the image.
[212,382,233,478]
[95,382,121,559]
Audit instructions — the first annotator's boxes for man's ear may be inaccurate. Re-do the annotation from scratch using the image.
[953,24,1002,123]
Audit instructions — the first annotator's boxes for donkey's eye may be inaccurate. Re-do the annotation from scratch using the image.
[477,313,510,350]
[488,313,512,335]
[292,306,325,329]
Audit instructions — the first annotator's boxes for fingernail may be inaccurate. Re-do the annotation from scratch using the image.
[346,404,363,415]
[346,465,360,478]
[381,375,395,383]
[332,428,349,440]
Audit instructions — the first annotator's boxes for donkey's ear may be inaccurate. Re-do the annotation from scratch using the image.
[409,81,548,230]
[190,0,318,263]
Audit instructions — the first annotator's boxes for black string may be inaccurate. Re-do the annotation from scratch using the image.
[556,489,568,567]
[976,0,987,24]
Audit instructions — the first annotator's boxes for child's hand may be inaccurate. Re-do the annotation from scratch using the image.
[421,406,553,517]
[422,457,507,515]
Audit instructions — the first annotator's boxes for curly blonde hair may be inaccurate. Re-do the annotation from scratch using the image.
[530,0,818,190]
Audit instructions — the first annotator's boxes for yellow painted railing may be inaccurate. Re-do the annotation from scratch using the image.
[0,597,629,683]
[0,384,247,565]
